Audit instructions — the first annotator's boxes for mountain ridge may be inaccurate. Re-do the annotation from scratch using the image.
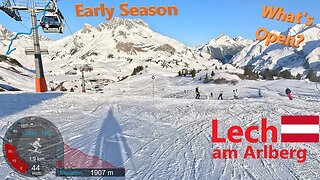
[230,23,320,76]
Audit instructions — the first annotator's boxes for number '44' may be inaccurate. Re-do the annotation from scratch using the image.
[31,165,40,171]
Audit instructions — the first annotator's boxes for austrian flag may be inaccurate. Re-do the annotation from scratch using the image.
[281,116,320,143]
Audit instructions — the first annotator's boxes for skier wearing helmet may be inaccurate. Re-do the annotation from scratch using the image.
[285,87,293,100]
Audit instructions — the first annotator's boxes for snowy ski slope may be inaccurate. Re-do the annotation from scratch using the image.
[0,72,320,180]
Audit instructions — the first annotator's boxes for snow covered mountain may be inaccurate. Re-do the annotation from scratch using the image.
[231,24,320,76]
[0,18,224,91]
[0,25,14,40]
[1,18,320,91]
[0,25,51,66]
[196,34,253,63]
[45,18,219,80]
[0,54,34,91]
[0,25,52,91]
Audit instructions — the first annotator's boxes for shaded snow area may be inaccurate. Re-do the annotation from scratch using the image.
[0,73,320,180]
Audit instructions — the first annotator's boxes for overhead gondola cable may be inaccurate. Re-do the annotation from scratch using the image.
[5,0,51,55]
[0,0,66,92]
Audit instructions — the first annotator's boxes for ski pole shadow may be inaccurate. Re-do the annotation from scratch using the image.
[0,92,63,119]
[94,109,132,179]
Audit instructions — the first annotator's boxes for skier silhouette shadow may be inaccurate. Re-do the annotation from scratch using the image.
[94,109,132,178]
[0,93,62,119]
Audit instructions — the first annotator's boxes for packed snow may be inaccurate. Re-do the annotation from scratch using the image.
[0,69,320,179]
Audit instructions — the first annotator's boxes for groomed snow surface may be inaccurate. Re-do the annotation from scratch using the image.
[0,73,320,180]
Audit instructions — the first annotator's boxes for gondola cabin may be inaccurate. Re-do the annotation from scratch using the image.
[40,13,64,33]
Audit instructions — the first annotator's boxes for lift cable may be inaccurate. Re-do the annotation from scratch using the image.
[17,19,55,54]
[5,0,51,55]
[64,18,75,39]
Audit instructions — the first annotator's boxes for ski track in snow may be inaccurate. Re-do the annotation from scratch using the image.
[0,79,320,180]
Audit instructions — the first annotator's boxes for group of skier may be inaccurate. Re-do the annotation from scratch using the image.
[196,87,244,100]
[233,89,239,99]
[195,87,293,100]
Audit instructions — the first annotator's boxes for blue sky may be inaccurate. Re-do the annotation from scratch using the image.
[0,0,319,47]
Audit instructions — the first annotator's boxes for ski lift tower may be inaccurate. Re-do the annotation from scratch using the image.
[79,64,93,93]
[0,0,63,92]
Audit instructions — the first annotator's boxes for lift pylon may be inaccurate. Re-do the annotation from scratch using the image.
[0,0,63,92]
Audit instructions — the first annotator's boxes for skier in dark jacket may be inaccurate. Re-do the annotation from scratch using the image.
[258,89,262,97]
[285,88,293,100]
[218,91,223,100]
[195,86,200,99]
[233,89,239,99]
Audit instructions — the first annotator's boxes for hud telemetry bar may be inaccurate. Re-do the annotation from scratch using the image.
[56,169,125,177]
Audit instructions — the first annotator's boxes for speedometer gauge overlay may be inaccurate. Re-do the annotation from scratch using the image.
[3,116,64,177]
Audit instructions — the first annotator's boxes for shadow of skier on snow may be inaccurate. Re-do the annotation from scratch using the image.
[93,109,132,179]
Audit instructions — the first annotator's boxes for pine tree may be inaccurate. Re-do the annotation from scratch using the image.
[243,65,259,80]
[261,68,273,80]
[280,70,292,79]
[306,69,315,81]
[211,70,215,77]
[182,69,188,76]
[191,69,196,78]
[296,73,302,80]
[273,70,280,78]
[244,65,254,76]
[204,73,210,84]
[131,66,144,76]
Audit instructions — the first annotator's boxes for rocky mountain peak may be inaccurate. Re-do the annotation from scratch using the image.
[80,23,98,34]
[0,25,14,39]
[96,18,149,31]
